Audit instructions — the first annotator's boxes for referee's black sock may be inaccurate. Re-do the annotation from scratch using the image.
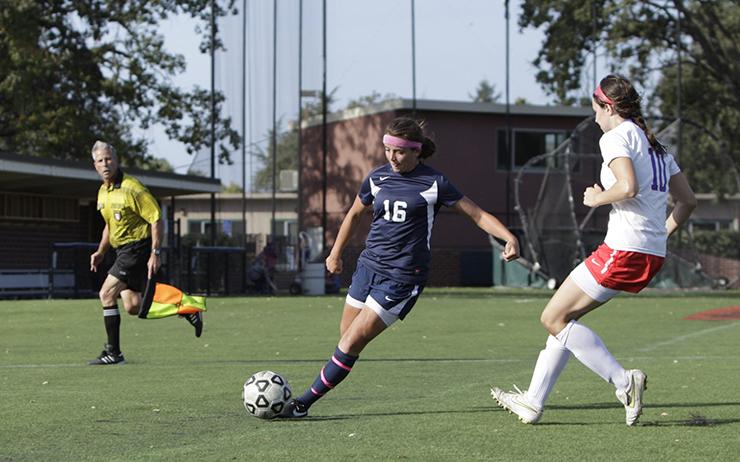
[102,305,121,353]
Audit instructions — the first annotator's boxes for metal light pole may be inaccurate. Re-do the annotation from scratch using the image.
[321,0,328,256]
[411,0,417,117]
[271,0,278,241]
[209,0,216,246]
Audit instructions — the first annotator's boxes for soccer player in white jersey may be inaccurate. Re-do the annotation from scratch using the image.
[279,117,520,418]
[491,74,697,426]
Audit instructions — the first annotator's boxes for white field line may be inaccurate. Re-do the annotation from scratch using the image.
[637,321,740,353]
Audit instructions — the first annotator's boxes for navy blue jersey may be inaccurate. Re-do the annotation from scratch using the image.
[356,163,463,283]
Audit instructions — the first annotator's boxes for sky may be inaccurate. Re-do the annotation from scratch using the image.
[140,0,601,188]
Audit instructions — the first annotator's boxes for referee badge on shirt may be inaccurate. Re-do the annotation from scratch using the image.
[114,211,122,221]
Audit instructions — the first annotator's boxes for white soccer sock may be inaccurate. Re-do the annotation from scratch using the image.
[525,335,571,408]
[556,320,629,390]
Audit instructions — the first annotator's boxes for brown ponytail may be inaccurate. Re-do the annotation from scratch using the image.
[596,75,665,154]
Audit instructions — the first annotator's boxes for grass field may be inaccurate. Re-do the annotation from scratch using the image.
[2,288,740,461]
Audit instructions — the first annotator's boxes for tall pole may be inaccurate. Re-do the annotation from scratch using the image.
[270,0,278,241]
[504,0,511,226]
[592,0,597,88]
[241,0,248,245]
[676,7,682,162]
[321,0,328,256]
[210,0,216,246]
[297,0,304,241]
[411,0,417,117]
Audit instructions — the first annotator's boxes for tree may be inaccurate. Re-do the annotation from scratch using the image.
[253,89,338,192]
[469,79,501,103]
[345,91,398,110]
[519,0,738,195]
[0,0,240,168]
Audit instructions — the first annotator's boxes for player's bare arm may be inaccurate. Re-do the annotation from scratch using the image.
[583,157,637,208]
[90,224,111,272]
[147,219,164,279]
[666,172,697,236]
[452,196,519,261]
[326,196,370,274]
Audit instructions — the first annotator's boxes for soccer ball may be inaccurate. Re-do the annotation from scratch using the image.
[242,370,292,419]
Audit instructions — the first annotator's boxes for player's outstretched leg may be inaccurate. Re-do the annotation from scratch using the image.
[278,346,358,419]
[615,369,647,426]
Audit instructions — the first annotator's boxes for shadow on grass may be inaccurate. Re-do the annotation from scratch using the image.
[274,406,496,422]
[270,403,740,427]
[548,401,740,411]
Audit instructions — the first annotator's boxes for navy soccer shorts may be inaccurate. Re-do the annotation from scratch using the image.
[346,262,425,326]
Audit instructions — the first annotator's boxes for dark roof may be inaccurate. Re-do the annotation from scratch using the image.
[0,151,221,198]
[302,98,593,127]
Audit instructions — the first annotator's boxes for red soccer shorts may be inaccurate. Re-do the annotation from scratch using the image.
[584,243,665,293]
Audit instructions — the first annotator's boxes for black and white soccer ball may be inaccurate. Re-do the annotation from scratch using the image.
[242,370,292,419]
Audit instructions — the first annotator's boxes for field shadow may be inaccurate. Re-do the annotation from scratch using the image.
[275,406,494,422]
[549,401,740,411]
[538,401,740,427]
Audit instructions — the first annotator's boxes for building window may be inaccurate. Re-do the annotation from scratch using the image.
[497,129,570,170]
[0,192,79,222]
[690,220,731,232]
[187,220,246,236]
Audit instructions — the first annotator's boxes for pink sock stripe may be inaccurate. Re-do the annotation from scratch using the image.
[320,368,335,389]
[310,387,325,396]
[331,355,353,371]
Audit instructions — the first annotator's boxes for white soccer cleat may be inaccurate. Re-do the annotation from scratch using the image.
[615,369,648,426]
[490,385,543,424]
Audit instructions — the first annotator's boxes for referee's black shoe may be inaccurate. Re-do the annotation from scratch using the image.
[88,344,125,365]
[181,312,203,337]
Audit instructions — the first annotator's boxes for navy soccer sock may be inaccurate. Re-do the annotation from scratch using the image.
[299,346,358,408]
[103,305,121,353]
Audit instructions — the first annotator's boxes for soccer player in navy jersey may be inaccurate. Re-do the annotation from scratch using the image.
[279,117,520,418]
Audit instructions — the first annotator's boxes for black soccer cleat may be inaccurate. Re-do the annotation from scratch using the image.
[88,344,125,365]
[181,312,203,337]
[277,399,309,419]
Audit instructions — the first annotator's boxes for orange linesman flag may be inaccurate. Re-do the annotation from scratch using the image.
[138,280,206,319]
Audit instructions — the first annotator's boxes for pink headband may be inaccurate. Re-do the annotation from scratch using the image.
[593,85,614,105]
[383,134,422,150]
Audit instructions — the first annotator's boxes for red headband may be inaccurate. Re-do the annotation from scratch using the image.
[383,134,422,150]
[593,85,614,105]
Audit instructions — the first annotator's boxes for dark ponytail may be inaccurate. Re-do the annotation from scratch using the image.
[596,75,665,154]
[385,117,437,159]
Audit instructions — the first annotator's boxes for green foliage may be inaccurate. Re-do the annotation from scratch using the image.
[469,79,501,103]
[0,0,240,168]
[252,89,339,192]
[221,182,243,193]
[345,90,398,110]
[672,229,740,260]
[519,0,739,196]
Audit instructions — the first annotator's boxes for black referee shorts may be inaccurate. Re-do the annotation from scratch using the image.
[108,238,151,293]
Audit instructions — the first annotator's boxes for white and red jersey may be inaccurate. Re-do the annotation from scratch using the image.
[599,120,681,257]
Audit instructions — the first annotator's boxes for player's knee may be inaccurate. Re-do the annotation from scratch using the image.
[99,287,116,305]
[122,300,139,315]
[539,312,562,336]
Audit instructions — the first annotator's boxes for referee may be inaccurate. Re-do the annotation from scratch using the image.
[88,141,202,365]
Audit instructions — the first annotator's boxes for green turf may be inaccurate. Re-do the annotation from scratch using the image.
[2,289,739,461]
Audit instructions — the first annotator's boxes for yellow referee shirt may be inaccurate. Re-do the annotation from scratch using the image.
[97,170,161,248]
